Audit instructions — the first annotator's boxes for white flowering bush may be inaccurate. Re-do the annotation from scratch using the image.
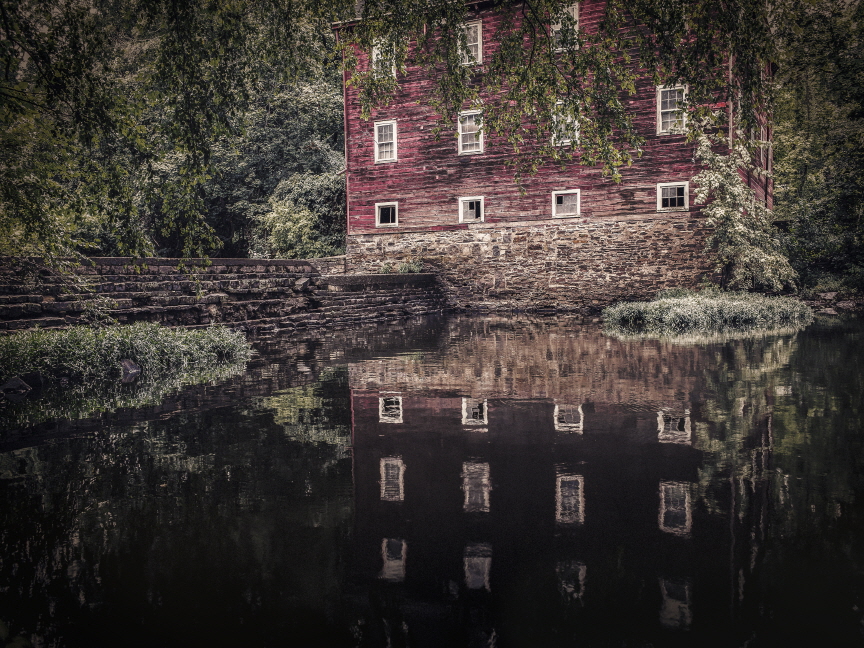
[693,129,797,292]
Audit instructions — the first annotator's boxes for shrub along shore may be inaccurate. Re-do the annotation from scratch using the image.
[602,289,814,336]
[0,323,252,430]
[0,322,251,385]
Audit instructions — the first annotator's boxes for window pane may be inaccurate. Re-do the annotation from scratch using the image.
[661,186,685,208]
[464,23,480,62]
[379,206,396,224]
[556,193,578,215]
[460,114,481,152]
[464,200,482,221]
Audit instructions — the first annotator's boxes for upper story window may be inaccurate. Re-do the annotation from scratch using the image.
[552,4,579,50]
[552,101,579,145]
[552,190,580,218]
[463,20,483,65]
[656,182,689,212]
[375,202,399,228]
[374,120,397,163]
[459,197,485,223]
[657,86,686,134]
[371,41,396,78]
[458,111,484,154]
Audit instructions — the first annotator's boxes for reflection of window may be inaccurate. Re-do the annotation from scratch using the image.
[380,456,405,501]
[379,394,403,423]
[659,481,692,535]
[659,578,692,630]
[462,397,488,426]
[556,560,586,602]
[554,403,583,433]
[464,543,492,590]
[556,470,585,524]
[656,409,691,444]
[380,538,406,582]
[462,461,491,512]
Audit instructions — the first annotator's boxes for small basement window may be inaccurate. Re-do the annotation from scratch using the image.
[374,120,397,163]
[375,202,399,227]
[458,111,484,154]
[459,196,485,223]
[378,393,403,422]
[657,86,686,134]
[552,190,580,218]
[463,20,482,65]
[656,182,689,212]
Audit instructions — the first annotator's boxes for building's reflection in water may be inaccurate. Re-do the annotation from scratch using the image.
[462,462,491,513]
[380,538,407,582]
[659,578,692,630]
[464,543,492,591]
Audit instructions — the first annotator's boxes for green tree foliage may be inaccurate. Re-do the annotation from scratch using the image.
[1,0,350,263]
[693,130,797,291]
[772,0,864,289]
[202,79,345,258]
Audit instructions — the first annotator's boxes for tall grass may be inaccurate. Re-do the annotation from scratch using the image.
[0,322,251,384]
[0,324,252,429]
[603,289,814,337]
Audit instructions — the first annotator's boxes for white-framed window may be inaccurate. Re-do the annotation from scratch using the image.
[656,409,691,445]
[375,202,399,227]
[458,111,484,154]
[459,196,485,223]
[378,393,402,422]
[380,538,406,582]
[464,543,492,591]
[462,461,491,513]
[555,470,585,525]
[656,85,687,134]
[380,456,406,501]
[461,397,488,426]
[371,41,397,78]
[656,182,689,212]
[552,101,579,145]
[552,4,579,50]
[658,481,692,536]
[462,20,482,65]
[553,403,583,432]
[551,190,580,218]
[374,120,397,163]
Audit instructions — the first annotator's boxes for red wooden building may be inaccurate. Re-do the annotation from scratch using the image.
[336,1,771,311]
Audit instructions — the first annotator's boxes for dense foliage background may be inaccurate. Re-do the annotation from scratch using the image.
[1,0,862,291]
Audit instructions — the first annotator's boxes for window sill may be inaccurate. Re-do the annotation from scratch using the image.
[458,150,484,156]
[656,207,689,213]
[374,159,398,164]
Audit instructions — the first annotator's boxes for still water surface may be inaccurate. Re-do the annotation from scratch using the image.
[2,315,863,647]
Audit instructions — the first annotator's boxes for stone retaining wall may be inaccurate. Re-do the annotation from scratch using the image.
[346,216,712,312]
[0,257,444,334]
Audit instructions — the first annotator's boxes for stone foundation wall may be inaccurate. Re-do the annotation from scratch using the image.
[346,216,712,312]
[0,257,444,334]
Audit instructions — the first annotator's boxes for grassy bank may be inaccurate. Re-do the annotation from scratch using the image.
[0,322,251,384]
[0,323,252,429]
[603,290,814,337]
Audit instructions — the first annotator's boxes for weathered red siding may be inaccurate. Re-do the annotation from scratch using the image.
[342,0,703,234]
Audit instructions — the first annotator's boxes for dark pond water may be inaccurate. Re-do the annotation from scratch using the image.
[2,315,864,647]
